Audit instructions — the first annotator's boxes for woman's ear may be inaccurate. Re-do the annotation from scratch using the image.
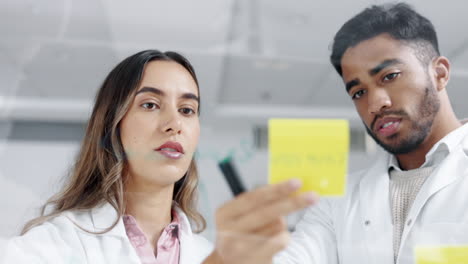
[432,56,450,92]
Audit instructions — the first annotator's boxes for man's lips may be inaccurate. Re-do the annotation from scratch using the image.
[373,117,402,137]
[155,141,184,159]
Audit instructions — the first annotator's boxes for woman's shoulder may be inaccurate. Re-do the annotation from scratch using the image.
[12,209,95,244]
[3,211,90,263]
[25,208,95,235]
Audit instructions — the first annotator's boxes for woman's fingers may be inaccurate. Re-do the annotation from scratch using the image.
[217,179,303,220]
[221,191,318,232]
[253,217,287,237]
[210,180,321,264]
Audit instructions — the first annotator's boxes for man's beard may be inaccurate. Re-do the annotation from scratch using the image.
[365,85,440,155]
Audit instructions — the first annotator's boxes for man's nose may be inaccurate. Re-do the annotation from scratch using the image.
[368,88,392,115]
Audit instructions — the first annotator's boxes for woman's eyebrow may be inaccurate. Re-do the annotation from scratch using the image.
[136,86,199,103]
[136,86,164,96]
[181,93,199,104]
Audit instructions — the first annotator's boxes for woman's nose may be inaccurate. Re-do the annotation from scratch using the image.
[160,109,182,135]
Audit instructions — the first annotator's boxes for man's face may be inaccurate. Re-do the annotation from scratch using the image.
[340,34,440,155]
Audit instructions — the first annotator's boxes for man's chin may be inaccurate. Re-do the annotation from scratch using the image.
[374,137,409,155]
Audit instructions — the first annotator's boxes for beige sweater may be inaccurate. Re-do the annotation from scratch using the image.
[389,166,434,261]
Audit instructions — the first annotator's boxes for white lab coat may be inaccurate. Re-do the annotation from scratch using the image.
[2,202,213,263]
[275,125,468,264]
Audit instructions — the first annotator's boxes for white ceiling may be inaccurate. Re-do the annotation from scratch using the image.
[1,0,467,127]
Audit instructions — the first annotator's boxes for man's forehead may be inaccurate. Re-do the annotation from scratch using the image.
[340,54,375,81]
[342,57,403,80]
[341,48,407,79]
[341,34,405,61]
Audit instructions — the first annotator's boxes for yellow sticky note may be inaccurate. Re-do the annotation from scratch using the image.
[268,118,349,196]
[415,246,468,264]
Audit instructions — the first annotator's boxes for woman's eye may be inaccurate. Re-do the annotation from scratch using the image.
[352,89,366,100]
[179,107,196,115]
[141,102,159,110]
[383,72,400,82]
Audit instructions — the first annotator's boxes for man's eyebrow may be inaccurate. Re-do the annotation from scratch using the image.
[136,86,164,96]
[369,59,402,76]
[345,59,403,93]
[136,86,199,103]
[346,79,360,93]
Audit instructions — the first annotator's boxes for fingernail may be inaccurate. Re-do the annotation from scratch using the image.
[288,179,302,189]
[304,192,318,203]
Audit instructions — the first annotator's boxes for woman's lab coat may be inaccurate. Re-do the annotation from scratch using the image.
[2,203,213,263]
[275,124,468,264]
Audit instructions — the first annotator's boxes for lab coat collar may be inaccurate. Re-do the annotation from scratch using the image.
[89,202,126,237]
[88,202,195,238]
[388,123,468,171]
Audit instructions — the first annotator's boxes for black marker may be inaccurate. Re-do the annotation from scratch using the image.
[218,157,246,196]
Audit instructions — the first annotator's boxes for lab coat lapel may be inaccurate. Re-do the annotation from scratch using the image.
[407,143,468,219]
[177,207,204,264]
[398,135,468,259]
[359,152,394,264]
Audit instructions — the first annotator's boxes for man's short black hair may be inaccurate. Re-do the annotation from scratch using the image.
[330,3,440,76]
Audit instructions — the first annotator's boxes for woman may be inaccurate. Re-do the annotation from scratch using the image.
[3,50,317,264]
[5,50,210,263]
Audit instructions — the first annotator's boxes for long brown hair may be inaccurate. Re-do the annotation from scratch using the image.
[21,50,205,234]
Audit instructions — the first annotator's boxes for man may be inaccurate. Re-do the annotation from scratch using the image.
[275,3,468,264]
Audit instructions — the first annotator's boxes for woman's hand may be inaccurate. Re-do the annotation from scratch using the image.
[203,179,318,264]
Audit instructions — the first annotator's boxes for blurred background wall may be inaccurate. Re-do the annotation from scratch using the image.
[1,0,467,240]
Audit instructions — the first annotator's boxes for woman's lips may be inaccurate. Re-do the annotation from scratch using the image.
[157,149,183,159]
[155,141,184,159]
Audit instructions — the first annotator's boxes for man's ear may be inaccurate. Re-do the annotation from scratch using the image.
[432,56,450,92]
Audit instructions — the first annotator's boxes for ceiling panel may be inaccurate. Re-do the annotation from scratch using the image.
[257,0,390,61]
[218,55,329,105]
[62,0,113,42]
[0,0,64,40]
[1,0,467,125]
[101,0,233,52]
[17,42,117,99]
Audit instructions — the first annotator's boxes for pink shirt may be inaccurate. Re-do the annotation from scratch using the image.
[123,210,181,264]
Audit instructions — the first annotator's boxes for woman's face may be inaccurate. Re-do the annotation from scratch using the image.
[120,60,200,191]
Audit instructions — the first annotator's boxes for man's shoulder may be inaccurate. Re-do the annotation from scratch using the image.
[347,152,388,187]
[331,151,390,206]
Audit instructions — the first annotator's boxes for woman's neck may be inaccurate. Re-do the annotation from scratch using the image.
[125,183,174,249]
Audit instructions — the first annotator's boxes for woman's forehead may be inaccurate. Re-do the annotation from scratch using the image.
[138,60,199,96]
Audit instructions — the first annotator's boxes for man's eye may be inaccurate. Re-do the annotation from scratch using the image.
[179,108,196,115]
[383,72,400,82]
[141,102,159,110]
[352,90,366,100]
